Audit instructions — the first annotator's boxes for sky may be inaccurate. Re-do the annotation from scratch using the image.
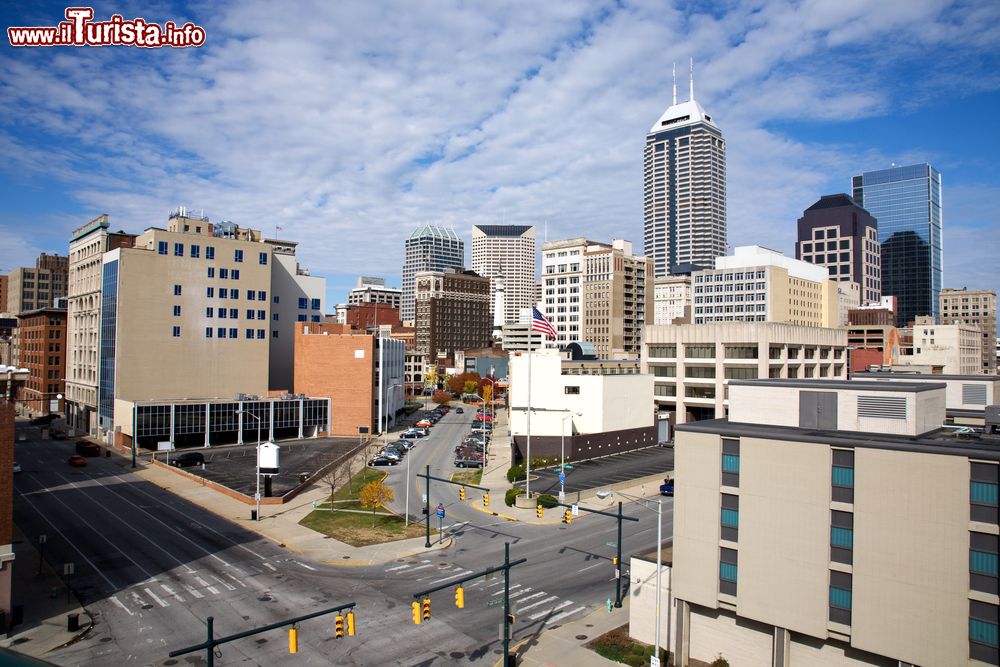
[2,0,999,309]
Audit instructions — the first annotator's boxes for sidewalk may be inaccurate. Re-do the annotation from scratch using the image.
[509,600,630,667]
[0,527,92,658]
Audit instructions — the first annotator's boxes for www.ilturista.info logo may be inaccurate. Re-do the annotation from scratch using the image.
[8,7,206,48]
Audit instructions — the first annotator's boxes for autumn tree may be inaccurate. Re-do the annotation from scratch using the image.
[448,371,481,396]
[359,479,395,527]
[431,389,451,405]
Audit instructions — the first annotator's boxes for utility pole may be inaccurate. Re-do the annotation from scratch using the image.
[417,465,489,549]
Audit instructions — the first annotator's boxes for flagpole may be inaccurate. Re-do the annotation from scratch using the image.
[526,340,532,499]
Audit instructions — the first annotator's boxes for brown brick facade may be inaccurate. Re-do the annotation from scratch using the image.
[16,307,66,417]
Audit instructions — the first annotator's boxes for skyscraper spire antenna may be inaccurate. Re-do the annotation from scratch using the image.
[672,62,677,106]
[689,57,695,101]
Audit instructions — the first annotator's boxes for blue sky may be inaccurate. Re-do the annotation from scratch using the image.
[2,0,999,309]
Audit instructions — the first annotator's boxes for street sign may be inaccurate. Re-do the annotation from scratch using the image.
[436,503,445,519]
[558,491,565,502]
[63,563,74,576]
[487,598,503,607]
[558,472,566,483]
[650,656,661,667]
[605,541,617,547]
[571,504,579,517]
[615,569,620,579]
[422,493,428,503]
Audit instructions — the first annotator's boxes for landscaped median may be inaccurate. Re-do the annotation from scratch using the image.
[299,467,434,546]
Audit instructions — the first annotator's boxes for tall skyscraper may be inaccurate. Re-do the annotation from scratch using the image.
[643,64,726,277]
[401,225,464,322]
[795,194,881,304]
[852,163,942,327]
[471,224,536,325]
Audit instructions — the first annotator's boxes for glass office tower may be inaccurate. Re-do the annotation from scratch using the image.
[852,163,942,327]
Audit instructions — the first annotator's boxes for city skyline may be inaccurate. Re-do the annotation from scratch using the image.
[1,1,999,310]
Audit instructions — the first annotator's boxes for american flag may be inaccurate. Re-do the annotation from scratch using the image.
[530,306,557,340]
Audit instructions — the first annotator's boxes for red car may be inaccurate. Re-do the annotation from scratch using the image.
[473,414,493,422]
[67,455,87,467]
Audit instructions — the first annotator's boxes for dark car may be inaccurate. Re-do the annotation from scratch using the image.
[170,452,205,468]
[401,429,426,439]
[368,456,399,467]
[391,439,415,450]
[455,407,464,414]
[67,455,87,467]
[660,477,674,496]
[31,414,58,426]
[454,457,484,469]
[76,441,101,457]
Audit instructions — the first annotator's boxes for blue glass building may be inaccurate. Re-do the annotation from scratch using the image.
[852,164,942,327]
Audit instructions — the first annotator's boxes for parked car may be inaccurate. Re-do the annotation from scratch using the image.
[12,462,21,474]
[31,414,58,426]
[454,457,484,469]
[473,414,493,422]
[455,407,464,414]
[416,420,433,428]
[384,445,406,458]
[402,429,426,439]
[659,477,674,496]
[391,439,415,450]
[170,452,205,468]
[368,456,399,467]
[378,449,401,461]
[76,441,101,457]
[67,455,87,467]
[415,427,430,437]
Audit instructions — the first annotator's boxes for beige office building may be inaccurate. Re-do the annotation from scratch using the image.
[643,322,847,423]
[542,238,652,356]
[898,316,983,375]
[65,215,136,435]
[941,288,997,374]
[98,214,272,437]
[5,253,69,314]
[692,245,839,327]
[672,378,999,666]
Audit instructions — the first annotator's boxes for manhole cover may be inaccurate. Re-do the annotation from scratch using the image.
[258,596,272,602]
[142,604,154,610]
[255,638,268,645]
[576,635,588,640]
[100,637,113,643]
[449,652,465,659]
[164,660,178,666]
[342,555,351,559]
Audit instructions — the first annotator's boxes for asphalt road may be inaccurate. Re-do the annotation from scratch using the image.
[521,446,675,495]
[12,417,672,666]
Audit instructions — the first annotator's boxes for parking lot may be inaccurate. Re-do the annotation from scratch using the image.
[520,446,674,495]
[159,437,362,498]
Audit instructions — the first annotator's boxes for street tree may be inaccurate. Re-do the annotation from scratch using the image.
[359,479,395,527]
[431,389,451,405]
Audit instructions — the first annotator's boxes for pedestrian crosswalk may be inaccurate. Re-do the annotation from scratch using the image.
[380,559,587,627]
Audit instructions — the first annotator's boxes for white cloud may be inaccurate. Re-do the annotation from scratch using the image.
[0,0,997,303]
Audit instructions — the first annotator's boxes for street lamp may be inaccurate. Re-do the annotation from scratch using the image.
[237,409,262,522]
[559,412,582,500]
[613,490,668,666]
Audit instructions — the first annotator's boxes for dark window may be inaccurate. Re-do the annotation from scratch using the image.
[565,386,580,394]
[174,242,184,257]
[205,327,212,338]
[234,249,243,263]
[173,305,181,317]
[311,298,321,310]
[832,449,854,503]
[207,287,214,298]
[173,284,182,296]
[246,329,254,339]
[271,294,277,303]
[257,329,265,339]
[232,269,240,280]
[230,289,239,299]
[259,290,266,301]
[248,291,255,301]
[721,493,739,542]
[297,314,307,322]
[722,438,739,487]
[840,240,849,249]
[273,313,279,321]
[217,327,226,338]
[247,309,255,319]
[970,600,999,664]
[829,570,852,625]
[831,510,854,564]
[220,268,229,279]
[158,241,168,255]
[206,246,215,260]
[719,547,738,595]
[219,309,227,319]
[972,463,999,524]
[172,326,180,337]
[311,315,321,322]
[191,244,200,258]
[298,297,308,309]
[257,310,266,320]
[208,267,215,278]
[229,328,237,339]
[259,252,268,265]
[971,532,999,595]
[229,308,238,319]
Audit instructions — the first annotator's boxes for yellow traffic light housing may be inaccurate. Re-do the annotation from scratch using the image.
[422,597,431,620]
[564,509,572,525]
[455,586,465,609]
[483,492,490,507]
[536,504,543,518]
[288,627,298,654]
[459,487,466,501]
[612,556,618,567]
[411,601,422,625]
[346,611,356,637]
[334,614,344,639]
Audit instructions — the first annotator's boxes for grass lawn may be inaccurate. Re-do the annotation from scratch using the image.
[299,466,433,546]
[450,469,483,486]
[586,625,667,667]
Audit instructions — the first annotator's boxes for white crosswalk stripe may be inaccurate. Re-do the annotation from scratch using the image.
[144,587,169,608]
[161,584,184,603]
[529,600,572,620]
[493,583,521,596]
[212,574,236,591]
[184,584,204,599]
[546,605,586,625]
[517,595,558,613]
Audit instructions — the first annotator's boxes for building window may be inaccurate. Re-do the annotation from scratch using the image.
[217,327,226,338]
[232,269,240,280]
[173,284,182,296]
[205,327,212,338]
[721,493,739,542]
[207,287,214,298]
[722,438,739,487]
[831,510,854,564]
[191,244,200,258]
[229,308,238,319]
[229,328,237,339]
[257,329,265,339]
[174,242,184,257]
[172,326,180,337]
[220,268,229,279]
[565,386,580,394]
[173,305,181,316]
[297,314,307,322]
[311,298,321,310]
[298,297,308,309]
[652,365,676,377]
[272,330,279,338]
[259,290,267,301]
[311,315,321,322]
[219,309,227,319]
[234,249,243,263]
[208,267,215,278]
[829,571,852,625]
[971,532,999,595]
[206,246,215,260]
[257,310,266,320]
[832,449,855,503]
[248,291,256,301]
[158,241,168,255]
[719,547,738,595]
[259,252,268,265]
[686,366,716,379]
[648,345,677,358]
[230,289,239,299]
[971,463,999,523]
[246,329,254,339]
[247,309,255,319]
[685,344,715,358]
[273,313,279,321]
[970,601,999,664]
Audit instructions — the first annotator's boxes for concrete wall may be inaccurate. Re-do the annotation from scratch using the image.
[269,250,326,392]
[629,557,676,654]
[672,429,722,609]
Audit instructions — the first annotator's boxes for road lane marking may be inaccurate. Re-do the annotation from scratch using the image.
[426,569,474,586]
[406,563,436,573]
[224,572,248,588]
[295,560,316,571]
[184,585,204,599]
[517,596,557,612]
[384,564,411,572]
[211,574,236,591]
[547,605,587,624]
[111,595,134,616]
[160,584,184,603]
[264,563,277,571]
[207,586,220,595]
[144,587,169,608]
[493,583,521,596]
[577,563,603,573]
[508,587,534,599]
[513,591,545,603]
[529,600,572,620]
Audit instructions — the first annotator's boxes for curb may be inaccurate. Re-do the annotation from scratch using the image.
[469,502,519,522]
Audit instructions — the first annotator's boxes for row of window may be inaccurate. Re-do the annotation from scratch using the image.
[157,241,268,266]
[203,328,267,339]
[695,271,766,284]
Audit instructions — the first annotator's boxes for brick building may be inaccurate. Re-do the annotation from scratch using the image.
[16,307,66,418]
[414,269,492,363]
[344,302,401,330]
[293,322,405,436]
[1,366,29,628]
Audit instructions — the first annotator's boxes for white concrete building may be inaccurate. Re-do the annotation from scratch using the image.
[348,276,401,310]
[900,316,983,375]
[471,224,536,326]
[654,274,692,325]
[267,238,326,392]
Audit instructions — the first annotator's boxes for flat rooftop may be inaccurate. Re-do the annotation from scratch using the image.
[677,418,1000,462]
[854,372,1000,382]
[729,379,947,393]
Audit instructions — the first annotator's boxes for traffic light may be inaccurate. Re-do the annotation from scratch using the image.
[422,597,431,620]
[612,556,618,567]
[334,614,345,639]
[454,586,465,609]
[346,611,356,637]
[411,601,422,625]
[536,504,543,518]
[483,492,490,507]
[459,487,466,501]
[507,613,516,626]
[288,627,298,654]
[564,509,572,525]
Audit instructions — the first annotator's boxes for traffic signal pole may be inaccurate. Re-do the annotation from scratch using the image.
[411,541,526,665]
[417,464,490,549]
